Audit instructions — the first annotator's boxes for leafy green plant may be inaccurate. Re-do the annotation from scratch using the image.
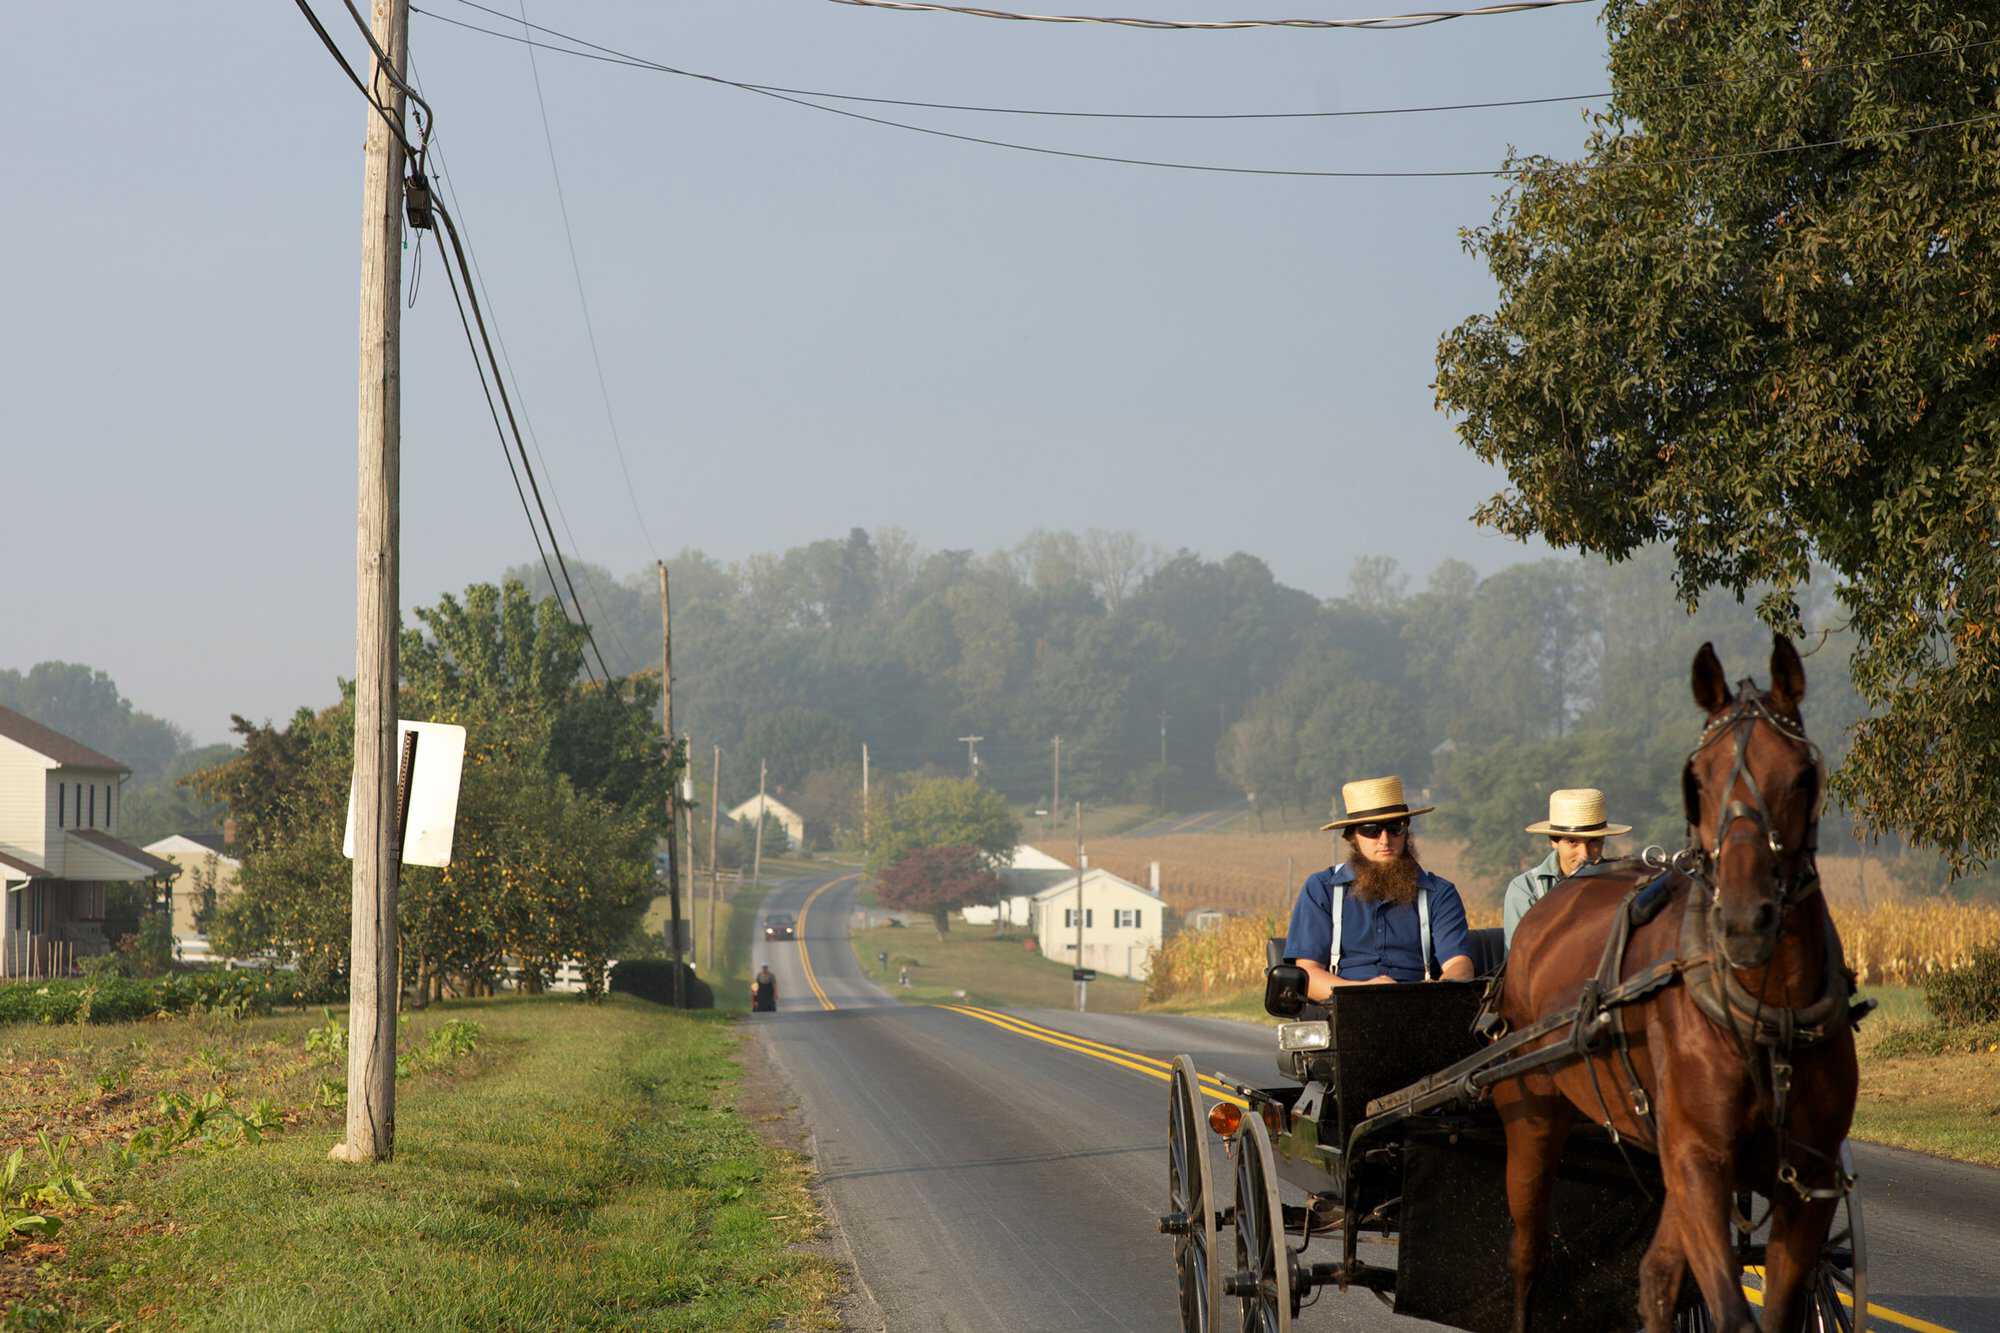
[25,1133,93,1208]
[315,1078,346,1110]
[304,1008,348,1064]
[0,1148,61,1247]
[1924,942,2000,1027]
[428,1019,480,1062]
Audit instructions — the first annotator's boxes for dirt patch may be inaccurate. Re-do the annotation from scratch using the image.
[736,1024,884,1332]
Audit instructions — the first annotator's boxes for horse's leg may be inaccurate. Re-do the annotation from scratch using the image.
[1636,1201,1687,1333]
[1758,1192,1838,1333]
[1661,1133,1759,1333]
[1497,1074,1573,1333]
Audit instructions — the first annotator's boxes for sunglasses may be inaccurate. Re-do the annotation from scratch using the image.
[1353,820,1408,839]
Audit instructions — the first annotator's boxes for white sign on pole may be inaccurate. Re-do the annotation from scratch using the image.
[342,720,467,868]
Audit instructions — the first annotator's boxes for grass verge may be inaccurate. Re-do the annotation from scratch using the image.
[850,917,1147,1012]
[3,996,838,1330]
[1850,984,2000,1166]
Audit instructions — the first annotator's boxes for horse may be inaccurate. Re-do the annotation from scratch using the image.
[1491,635,1860,1333]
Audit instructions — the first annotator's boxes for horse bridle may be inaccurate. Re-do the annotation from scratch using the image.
[1681,679,1826,914]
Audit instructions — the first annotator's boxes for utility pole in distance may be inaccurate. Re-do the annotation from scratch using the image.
[333,0,410,1167]
[658,562,684,1008]
[707,744,721,971]
[751,759,768,888]
[959,735,983,781]
[680,733,696,967]
[1073,800,1087,1013]
[861,742,870,854]
[1050,736,1061,837]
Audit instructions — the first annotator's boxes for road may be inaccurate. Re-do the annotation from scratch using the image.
[752,871,1999,1333]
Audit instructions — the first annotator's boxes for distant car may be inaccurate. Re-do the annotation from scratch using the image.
[764,914,796,942]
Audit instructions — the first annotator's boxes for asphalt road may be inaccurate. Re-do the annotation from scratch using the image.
[752,871,2000,1333]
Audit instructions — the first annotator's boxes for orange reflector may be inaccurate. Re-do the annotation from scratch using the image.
[1209,1102,1243,1138]
[1260,1101,1284,1138]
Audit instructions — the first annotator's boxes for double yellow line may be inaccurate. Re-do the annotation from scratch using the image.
[793,873,856,1012]
[941,1004,1248,1108]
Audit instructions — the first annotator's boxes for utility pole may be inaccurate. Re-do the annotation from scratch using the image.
[751,759,768,888]
[1073,800,1087,1013]
[861,742,870,854]
[658,562,684,1008]
[680,734,696,967]
[333,0,410,1167]
[707,744,721,970]
[1050,736,1061,837]
[959,735,983,780]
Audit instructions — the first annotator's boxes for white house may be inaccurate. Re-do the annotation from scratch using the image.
[961,845,1065,925]
[1028,866,1164,981]
[0,707,177,975]
[726,794,805,850]
[143,830,242,962]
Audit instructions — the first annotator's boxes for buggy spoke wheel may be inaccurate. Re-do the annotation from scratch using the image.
[1167,1056,1220,1333]
[1229,1111,1292,1333]
[1807,1142,1866,1333]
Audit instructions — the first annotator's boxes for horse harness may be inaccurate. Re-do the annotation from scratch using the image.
[1390,687,1871,1204]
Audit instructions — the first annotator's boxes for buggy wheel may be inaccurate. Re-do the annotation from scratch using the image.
[1165,1056,1220,1332]
[1227,1110,1292,1333]
[1806,1142,1866,1333]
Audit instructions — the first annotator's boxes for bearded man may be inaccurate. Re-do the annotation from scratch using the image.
[1282,776,1474,1002]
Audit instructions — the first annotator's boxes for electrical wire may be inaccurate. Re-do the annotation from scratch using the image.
[514,0,662,563]
[414,80,641,673]
[817,0,1604,30]
[433,196,617,681]
[425,0,1610,119]
[421,3,2000,180]
[290,0,615,680]
[429,2,2000,123]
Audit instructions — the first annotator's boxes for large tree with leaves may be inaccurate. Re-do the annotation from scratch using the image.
[1436,4,2000,865]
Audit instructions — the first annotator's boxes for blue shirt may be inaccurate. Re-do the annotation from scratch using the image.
[1281,863,1472,982]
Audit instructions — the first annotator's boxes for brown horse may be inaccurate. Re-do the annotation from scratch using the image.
[1492,635,1859,1333]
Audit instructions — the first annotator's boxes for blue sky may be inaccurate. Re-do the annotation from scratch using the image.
[5,1,1610,741]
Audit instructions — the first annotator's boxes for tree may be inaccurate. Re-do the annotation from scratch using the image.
[0,661,189,782]
[867,777,1019,875]
[116,742,238,845]
[875,844,1003,938]
[1435,3,2000,865]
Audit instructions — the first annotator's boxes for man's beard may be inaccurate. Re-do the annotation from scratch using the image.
[1349,841,1421,907]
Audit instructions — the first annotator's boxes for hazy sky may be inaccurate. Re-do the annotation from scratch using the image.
[6,1,1609,743]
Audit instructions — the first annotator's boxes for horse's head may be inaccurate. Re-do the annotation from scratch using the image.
[1684,634,1824,968]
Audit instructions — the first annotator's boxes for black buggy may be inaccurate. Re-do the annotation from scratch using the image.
[1157,931,1867,1332]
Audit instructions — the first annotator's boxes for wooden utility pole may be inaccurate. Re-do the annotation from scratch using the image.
[861,742,870,853]
[1073,800,1087,1013]
[658,562,685,1007]
[707,745,721,969]
[334,0,410,1167]
[751,759,768,888]
[1050,736,1061,836]
[680,734,696,966]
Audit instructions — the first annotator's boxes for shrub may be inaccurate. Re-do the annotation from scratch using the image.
[0,968,334,1027]
[608,959,714,1010]
[1923,941,2000,1027]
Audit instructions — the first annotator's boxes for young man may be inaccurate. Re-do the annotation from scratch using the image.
[1501,788,1631,950]
[1282,776,1474,1002]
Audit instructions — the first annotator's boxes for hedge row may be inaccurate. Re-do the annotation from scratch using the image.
[0,969,335,1025]
[609,959,715,1010]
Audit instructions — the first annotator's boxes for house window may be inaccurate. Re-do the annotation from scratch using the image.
[1063,908,1095,928]
[57,784,65,828]
[1114,908,1142,929]
[105,784,113,830]
[88,785,96,826]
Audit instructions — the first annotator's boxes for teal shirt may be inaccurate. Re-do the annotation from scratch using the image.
[1502,849,1564,951]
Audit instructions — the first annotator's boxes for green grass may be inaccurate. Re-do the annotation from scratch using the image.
[1849,983,2000,1165]
[850,917,1148,1012]
[7,998,838,1330]
[1143,984,1276,1025]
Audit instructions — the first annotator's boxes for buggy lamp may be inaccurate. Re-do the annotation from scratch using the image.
[1208,1102,1243,1138]
[1278,1020,1331,1053]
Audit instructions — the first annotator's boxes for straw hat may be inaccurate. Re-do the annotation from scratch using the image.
[1320,776,1435,832]
[1524,788,1631,838]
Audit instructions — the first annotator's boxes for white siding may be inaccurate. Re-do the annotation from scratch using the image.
[40,767,120,878]
[1032,870,1165,981]
[0,738,50,865]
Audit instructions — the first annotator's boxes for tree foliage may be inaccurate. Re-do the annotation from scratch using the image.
[874,844,1004,937]
[867,777,1019,875]
[1435,3,2000,865]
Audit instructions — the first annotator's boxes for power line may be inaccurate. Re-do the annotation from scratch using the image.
[427,3,2000,124]
[422,3,2000,181]
[817,0,1604,31]
[290,0,614,680]
[415,95,641,673]
[513,0,663,563]
[424,2,1608,119]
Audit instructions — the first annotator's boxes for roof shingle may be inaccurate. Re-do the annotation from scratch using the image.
[0,707,130,772]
